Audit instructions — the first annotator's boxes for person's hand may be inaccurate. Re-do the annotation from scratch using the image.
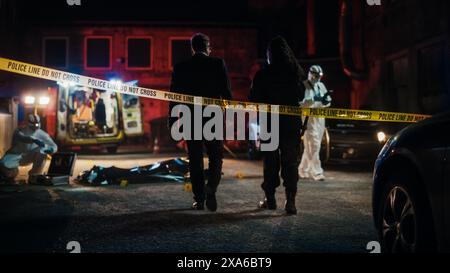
[321,95,332,105]
[32,138,45,147]
[313,94,323,102]
[321,90,333,105]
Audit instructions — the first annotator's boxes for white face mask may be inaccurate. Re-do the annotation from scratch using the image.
[28,115,41,131]
[308,72,321,84]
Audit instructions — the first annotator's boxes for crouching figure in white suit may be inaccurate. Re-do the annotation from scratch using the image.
[0,114,58,183]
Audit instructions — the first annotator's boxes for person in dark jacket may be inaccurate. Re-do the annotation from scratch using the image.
[249,36,306,215]
[169,33,232,212]
[95,98,107,132]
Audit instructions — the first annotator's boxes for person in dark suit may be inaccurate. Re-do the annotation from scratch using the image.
[169,33,232,211]
[249,36,306,215]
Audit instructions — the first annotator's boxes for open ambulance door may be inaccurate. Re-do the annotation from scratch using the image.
[121,94,144,137]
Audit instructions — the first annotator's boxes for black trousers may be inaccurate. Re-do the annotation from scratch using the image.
[186,140,223,202]
[261,132,301,195]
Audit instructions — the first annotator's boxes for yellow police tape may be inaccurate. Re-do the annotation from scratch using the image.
[0,57,431,123]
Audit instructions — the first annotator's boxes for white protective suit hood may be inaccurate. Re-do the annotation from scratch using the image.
[28,114,41,131]
[308,65,323,85]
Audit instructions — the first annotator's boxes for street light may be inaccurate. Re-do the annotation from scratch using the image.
[39,96,50,106]
[109,79,123,91]
[377,131,387,143]
[24,95,50,106]
[57,81,77,88]
[24,95,36,105]
[23,94,51,115]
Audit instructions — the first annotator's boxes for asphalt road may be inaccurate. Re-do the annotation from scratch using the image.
[0,154,377,253]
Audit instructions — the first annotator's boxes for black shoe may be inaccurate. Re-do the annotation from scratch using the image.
[284,192,297,215]
[258,195,277,210]
[205,194,217,212]
[192,201,205,210]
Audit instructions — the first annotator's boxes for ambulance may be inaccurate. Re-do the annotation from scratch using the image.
[56,82,143,153]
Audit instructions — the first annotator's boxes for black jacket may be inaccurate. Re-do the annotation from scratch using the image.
[249,65,305,134]
[168,53,232,128]
[170,53,232,99]
[249,65,304,106]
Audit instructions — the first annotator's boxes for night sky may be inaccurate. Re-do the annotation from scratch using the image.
[16,0,251,24]
[9,0,340,60]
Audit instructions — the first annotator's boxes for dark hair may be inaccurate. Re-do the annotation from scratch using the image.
[267,36,305,81]
[191,33,210,53]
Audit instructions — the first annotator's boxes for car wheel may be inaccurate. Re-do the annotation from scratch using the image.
[378,172,435,253]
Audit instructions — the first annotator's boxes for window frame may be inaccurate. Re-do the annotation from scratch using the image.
[42,37,69,69]
[84,36,113,71]
[416,40,447,97]
[125,36,154,71]
[168,36,192,70]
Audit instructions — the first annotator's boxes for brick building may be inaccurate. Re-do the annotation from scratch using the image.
[0,0,259,149]
[26,24,257,138]
[339,0,449,114]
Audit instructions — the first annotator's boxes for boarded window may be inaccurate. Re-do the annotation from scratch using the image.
[419,43,446,97]
[171,39,191,68]
[387,56,409,112]
[44,38,68,68]
[86,38,111,68]
[418,43,447,113]
[127,38,152,69]
[0,98,10,114]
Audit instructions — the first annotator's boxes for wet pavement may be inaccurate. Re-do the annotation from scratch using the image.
[0,154,377,253]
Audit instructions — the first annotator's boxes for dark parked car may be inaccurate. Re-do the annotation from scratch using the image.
[324,119,407,164]
[248,119,407,166]
[372,111,450,253]
[247,119,406,164]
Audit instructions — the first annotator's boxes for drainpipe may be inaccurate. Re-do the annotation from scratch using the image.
[306,0,316,56]
[339,0,367,80]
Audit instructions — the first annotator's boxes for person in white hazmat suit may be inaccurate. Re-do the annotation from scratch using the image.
[299,65,331,181]
[0,114,58,183]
